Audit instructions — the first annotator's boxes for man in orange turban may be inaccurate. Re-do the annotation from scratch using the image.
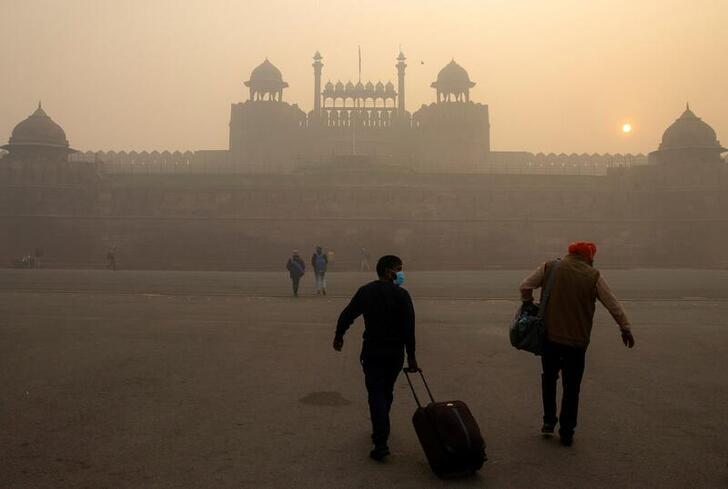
[519,241,635,446]
[567,241,597,263]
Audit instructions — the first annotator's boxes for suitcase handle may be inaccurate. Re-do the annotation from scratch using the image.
[403,368,436,408]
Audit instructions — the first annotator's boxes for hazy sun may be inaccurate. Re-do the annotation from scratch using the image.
[622,123,633,134]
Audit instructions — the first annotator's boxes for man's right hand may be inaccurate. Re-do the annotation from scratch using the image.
[333,336,344,351]
[621,330,635,348]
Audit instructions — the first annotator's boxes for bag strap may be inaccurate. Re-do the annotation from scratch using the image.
[403,369,435,408]
[537,259,561,319]
[291,260,304,275]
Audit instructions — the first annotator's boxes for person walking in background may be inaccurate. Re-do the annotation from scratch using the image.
[333,255,417,461]
[311,246,328,295]
[360,247,371,272]
[519,241,635,447]
[286,250,306,297]
[106,247,117,271]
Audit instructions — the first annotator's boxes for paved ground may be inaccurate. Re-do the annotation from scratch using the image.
[1,269,727,489]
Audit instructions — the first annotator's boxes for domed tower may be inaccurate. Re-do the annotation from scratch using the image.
[244,59,289,102]
[2,102,76,161]
[0,103,97,217]
[411,59,490,170]
[230,60,306,170]
[431,59,476,103]
[649,104,726,166]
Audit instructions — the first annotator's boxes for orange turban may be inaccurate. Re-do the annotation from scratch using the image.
[568,241,597,261]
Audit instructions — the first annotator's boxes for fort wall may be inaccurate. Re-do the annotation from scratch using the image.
[2,167,727,270]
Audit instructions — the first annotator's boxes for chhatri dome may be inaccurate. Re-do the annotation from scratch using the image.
[431,59,476,103]
[650,104,726,165]
[658,104,725,152]
[433,59,475,86]
[244,58,289,102]
[2,102,75,159]
[8,102,69,148]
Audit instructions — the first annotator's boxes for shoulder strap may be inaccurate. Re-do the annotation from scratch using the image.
[537,259,561,318]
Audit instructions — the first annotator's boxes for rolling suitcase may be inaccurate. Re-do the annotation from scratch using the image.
[403,368,487,477]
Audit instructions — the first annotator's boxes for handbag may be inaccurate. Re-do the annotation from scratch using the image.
[509,259,560,356]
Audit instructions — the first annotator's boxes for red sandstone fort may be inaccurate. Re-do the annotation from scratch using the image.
[1,53,726,269]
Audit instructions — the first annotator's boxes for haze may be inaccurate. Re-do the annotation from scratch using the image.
[1,0,726,154]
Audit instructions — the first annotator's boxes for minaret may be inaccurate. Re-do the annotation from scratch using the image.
[396,50,407,118]
[312,51,323,118]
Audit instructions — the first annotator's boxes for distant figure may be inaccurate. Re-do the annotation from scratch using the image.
[286,250,306,297]
[106,248,117,271]
[333,255,417,461]
[360,247,371,272]
[519,241,635,446]
[311,246,328,295]
[33,248,43,269]
[14,255,34,269]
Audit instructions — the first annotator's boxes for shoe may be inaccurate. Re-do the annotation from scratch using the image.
[541,422,556,434]
[559,434,574,447]
[369,445,390,462]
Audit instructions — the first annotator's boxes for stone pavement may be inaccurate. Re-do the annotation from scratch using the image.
[1,270,726,488]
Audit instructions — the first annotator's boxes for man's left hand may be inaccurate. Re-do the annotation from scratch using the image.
[333,336,344,351]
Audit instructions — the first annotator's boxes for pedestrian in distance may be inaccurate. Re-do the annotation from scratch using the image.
[360,247,371,272]
[33,247,43,269]
[106,247,117,271]
[333,254,418,461]
[286,250,306,297]
[519,241,635,446]
[311,246,328,295]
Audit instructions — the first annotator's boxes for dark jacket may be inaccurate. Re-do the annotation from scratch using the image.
[336,280,416,359]
[286,256,306,279]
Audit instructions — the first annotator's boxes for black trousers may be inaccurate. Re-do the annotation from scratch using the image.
[541,340,586,437]
[361,349,404,446]
[291,276,301,295]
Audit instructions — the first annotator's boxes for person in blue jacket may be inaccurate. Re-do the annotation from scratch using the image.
[311,246,328,295]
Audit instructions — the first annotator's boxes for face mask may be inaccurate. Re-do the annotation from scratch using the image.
[394,271,405,286]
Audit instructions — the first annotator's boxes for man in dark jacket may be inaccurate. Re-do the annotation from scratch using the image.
[519,241,635,446]
[286,250,306,297]
[333,255,418,461]
[311,246,328,295]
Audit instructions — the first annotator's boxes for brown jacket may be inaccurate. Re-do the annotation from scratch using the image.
[519,254,631,349]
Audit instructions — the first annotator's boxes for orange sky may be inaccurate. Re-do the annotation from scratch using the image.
[0,0,726,154]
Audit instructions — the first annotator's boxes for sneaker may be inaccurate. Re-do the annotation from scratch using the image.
[369,445,390,462]
[541,422,556,434]
[559,433,574,447]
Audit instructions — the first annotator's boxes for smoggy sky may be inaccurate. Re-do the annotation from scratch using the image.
[0,0,726,154]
